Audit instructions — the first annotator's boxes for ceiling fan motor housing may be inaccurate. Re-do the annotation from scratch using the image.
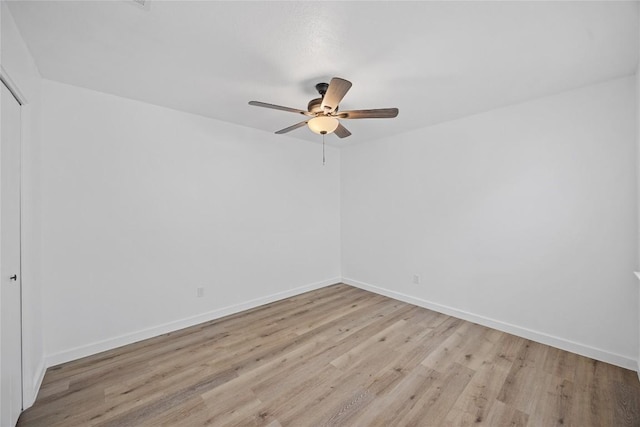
[307,97,323,114]
[308,82,331,114]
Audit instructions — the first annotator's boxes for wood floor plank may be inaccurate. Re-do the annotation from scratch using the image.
[497,339,551,414]
[18,284,640,426]
[248,363,344,426]
[484,400,529,427]
[613,378,640,427]
[396,361,476,426]
[350,364,441,426]
[442,346,513,425]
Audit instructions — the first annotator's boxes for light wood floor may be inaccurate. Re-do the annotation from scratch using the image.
[18,284,640,426]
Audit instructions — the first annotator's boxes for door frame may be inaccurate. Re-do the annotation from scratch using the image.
[1,64,28,412]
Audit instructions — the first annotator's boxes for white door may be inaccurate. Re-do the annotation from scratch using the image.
[1,82,23,426]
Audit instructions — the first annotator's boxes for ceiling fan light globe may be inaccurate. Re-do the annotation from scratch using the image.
[308,116,339,135]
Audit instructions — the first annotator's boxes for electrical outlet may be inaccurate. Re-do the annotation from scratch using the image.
[412,274,421,285]
[197,287,205,298]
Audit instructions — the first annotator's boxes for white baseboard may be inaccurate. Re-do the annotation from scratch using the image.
[22,358,46,410]
[634,272,640,381]
[342,277,637,371]
[45,277,340,367]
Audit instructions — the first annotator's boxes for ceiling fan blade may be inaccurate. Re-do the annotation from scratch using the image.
[275,120,308,134]
[337,108,399,119]
[249,101,313,116]
[334,123,352,139]
[321,78,352,112]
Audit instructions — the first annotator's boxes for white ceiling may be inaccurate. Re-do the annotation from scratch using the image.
[7,1,639,145]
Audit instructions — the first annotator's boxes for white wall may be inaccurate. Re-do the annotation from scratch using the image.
[1,3,45,408]
[40,80,341,365]
[342,76,638,369]
[637,18,640,375]
[39,75,640,371]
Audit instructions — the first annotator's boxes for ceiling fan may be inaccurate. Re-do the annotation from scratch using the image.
[249,77,399,138]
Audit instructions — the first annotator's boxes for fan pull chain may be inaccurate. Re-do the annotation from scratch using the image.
[322,133,325,166]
